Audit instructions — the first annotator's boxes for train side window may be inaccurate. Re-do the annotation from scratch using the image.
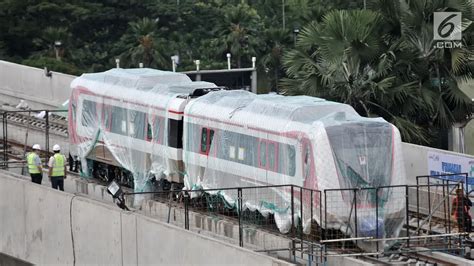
[303,144,311,179]
[111,106,127,135]
[168,119,183,148]
[102,104,111,130]
[279,144,296,176]
[259,140,267,168]
[288,145,296,176]
[129,110,146,139]
[238,147,245,161]
[152,117,160,142]
[209,129,215,149]
[200,128,208,153]
[71,101,76,122]
[229,146,236,159]
[81,99,96,126]
[200,128,214,155]
[146,122,152,141]
[268,142,277,171]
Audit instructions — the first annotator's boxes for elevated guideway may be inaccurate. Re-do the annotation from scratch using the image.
[0,170,293,265]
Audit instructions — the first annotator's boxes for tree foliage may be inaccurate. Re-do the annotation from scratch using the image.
[0,0,472,146]
[282,1,473,144]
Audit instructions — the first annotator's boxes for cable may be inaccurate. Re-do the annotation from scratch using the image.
[70,194,77,266]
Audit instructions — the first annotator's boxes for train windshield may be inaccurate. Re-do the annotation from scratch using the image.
[326,122,393,191]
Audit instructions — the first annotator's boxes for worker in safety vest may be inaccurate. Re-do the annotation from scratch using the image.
[27,144,43,184]
[48,144,67,191]
[452,188,472,233]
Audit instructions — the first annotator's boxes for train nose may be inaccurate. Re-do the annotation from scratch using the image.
[357,216,384,238]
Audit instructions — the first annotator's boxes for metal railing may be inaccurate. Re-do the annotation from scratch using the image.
[119,175,471,264]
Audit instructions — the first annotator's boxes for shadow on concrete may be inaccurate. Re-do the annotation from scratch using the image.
[0,253,33,266]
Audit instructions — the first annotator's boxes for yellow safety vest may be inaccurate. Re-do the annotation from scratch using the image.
[27,152,40,174]
[51,154,65,177]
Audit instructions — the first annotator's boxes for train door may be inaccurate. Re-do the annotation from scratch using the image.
[199,127,215,156]
[258,138,277,185]
[197,127,215,182]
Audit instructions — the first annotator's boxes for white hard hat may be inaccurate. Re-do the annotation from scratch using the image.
[32,144,41,150]
[53,144,61,151]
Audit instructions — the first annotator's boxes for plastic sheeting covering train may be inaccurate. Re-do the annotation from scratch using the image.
[68,68,406,251]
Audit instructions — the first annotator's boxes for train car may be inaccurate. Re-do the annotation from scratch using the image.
[183,90,406,250]
[69,68,406,250]
[68,68,218,190]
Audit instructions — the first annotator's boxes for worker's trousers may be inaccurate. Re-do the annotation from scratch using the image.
[30,173,42,184]
[51,176,64,191]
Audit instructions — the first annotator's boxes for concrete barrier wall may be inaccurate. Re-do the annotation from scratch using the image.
[403,143,474,185]
[0,60,76,109]
[0,170,292,265]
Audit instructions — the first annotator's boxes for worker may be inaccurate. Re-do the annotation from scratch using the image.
[452,188,472,233]
[48,144,67,191]
[27,144,43,184]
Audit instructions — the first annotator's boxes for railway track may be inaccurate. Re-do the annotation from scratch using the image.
[1,109,68,135]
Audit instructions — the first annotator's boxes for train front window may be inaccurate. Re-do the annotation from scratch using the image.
[326,122,393,190]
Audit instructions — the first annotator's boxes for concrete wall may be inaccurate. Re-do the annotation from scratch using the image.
[403,142,474,185]
[0,60,75,109]
[0,170,292,265]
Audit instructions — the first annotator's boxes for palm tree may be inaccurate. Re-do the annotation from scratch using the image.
[119,18,167,68]
[282,3,473,144]
[261,28,292,92]
[373,0,473,138]
[214,3,263,68]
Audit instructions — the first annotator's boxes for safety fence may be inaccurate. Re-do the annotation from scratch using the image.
[121,173,471,264]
